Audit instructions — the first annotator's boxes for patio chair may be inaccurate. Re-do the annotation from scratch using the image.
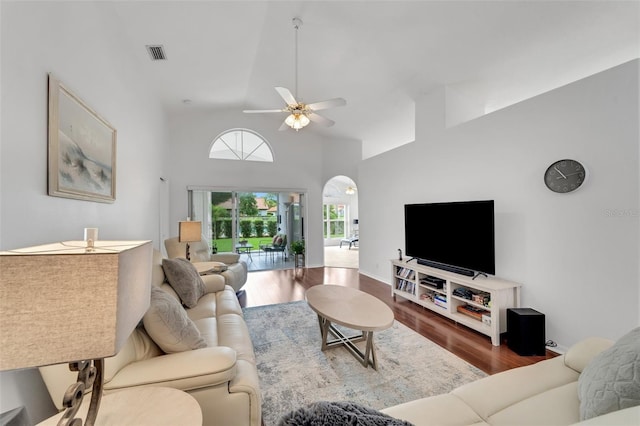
[259,234,287,262]
[340,232,359,249]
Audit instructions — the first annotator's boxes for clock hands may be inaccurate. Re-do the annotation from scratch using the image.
[556,171,584,179]
[554,166,567,179]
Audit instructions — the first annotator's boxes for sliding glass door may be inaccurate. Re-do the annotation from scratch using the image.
[188,188,305,270]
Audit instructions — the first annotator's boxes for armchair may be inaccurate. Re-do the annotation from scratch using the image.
[164,236,247,293]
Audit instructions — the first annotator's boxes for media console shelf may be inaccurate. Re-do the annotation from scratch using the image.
[391,259,521,346]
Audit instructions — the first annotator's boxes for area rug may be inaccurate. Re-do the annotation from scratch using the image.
[243,300,487,425]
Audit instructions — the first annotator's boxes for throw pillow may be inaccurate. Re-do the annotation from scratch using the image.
[162,258,205,308]
[578,327,640,420]
[143,287,207,354]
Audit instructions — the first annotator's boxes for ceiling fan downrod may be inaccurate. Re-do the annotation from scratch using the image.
[292,17,302,101]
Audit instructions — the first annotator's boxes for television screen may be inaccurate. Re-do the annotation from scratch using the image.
[404,200,495,276]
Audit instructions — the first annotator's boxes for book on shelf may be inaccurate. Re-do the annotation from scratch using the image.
[434,298,447,309]
[456,304,490,321]
[396,267,415,280]
[396,279,415,294]
[397,279,406,291]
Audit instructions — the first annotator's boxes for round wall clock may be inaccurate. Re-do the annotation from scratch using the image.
[544,159,587,193]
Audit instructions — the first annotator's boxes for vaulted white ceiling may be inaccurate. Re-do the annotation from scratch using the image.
[109,1,639,158]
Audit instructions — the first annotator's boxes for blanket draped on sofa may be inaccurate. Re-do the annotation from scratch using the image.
[277,401,414,426]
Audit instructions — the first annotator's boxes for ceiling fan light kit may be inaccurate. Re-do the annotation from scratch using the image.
[243,17,346,131]
[285,112,310,130]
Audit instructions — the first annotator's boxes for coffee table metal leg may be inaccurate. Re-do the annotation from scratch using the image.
[316,314,379,369]
[317,315,330,350]
[363,331,378,370]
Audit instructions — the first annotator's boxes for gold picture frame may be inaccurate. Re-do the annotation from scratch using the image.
[48,74,116,203]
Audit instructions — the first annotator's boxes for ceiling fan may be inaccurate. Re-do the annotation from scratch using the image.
[243,17,346,131]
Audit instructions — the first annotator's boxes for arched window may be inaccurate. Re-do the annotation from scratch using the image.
[209,129,274,162]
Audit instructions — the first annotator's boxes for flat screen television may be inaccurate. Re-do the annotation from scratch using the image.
[404,200,495,277]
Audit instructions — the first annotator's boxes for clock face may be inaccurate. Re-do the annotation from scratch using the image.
[544,159,587,193]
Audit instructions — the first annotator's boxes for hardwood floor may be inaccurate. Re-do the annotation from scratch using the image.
[241,266,557,375]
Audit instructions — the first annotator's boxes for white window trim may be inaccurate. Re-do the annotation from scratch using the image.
[209,128,274,162]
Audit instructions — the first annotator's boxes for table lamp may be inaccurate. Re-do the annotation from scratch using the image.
[0,240,153,426]
[179,221,201,261]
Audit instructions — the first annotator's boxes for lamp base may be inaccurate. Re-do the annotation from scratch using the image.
[58,359,104,426]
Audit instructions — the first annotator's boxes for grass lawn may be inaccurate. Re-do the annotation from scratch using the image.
[213,237,272,253]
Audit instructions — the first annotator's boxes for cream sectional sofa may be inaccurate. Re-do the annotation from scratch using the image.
[40,250,261,426]
[382,332,640,426]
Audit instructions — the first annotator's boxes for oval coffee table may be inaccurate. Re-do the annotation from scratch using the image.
[305,285,394,370]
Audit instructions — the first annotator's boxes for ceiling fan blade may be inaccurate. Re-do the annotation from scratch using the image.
[306,98,346,111]
[275,87,298,107]
[308,112,335,127]
[243,109,284,113]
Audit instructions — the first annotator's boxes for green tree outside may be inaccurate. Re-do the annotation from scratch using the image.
[211,192,232,205]
[239,194,258,216]
[264,193,278,211]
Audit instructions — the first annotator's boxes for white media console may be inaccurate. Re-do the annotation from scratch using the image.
[391,259,521,346]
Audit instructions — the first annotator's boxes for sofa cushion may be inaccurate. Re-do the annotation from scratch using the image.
[216,288,244,316]
[453,356,578,420]
[143,287,207,353]
[381,393,486,426]
[162,258,205,308]
[487,381,580,426]
[187,293,218,321]
[216,313,256,364]
[578,327,640,420]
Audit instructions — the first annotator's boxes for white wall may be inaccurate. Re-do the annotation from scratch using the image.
[359,60,640,350]
[165,108,361,267]
[0,2,168,422]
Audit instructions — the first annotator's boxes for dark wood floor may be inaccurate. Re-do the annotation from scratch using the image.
[241,266,556,375]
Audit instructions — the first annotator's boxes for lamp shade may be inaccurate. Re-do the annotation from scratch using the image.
[0,241,152,371]
[179,221,202,243]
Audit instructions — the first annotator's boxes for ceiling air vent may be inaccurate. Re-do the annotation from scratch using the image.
[146,45,167,61]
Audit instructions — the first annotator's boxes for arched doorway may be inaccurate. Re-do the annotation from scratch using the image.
[322,175,359,268]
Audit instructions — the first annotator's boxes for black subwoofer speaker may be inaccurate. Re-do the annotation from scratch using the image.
[507,308,546,356]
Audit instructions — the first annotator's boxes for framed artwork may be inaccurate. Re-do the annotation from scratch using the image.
[48,74,117,203]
